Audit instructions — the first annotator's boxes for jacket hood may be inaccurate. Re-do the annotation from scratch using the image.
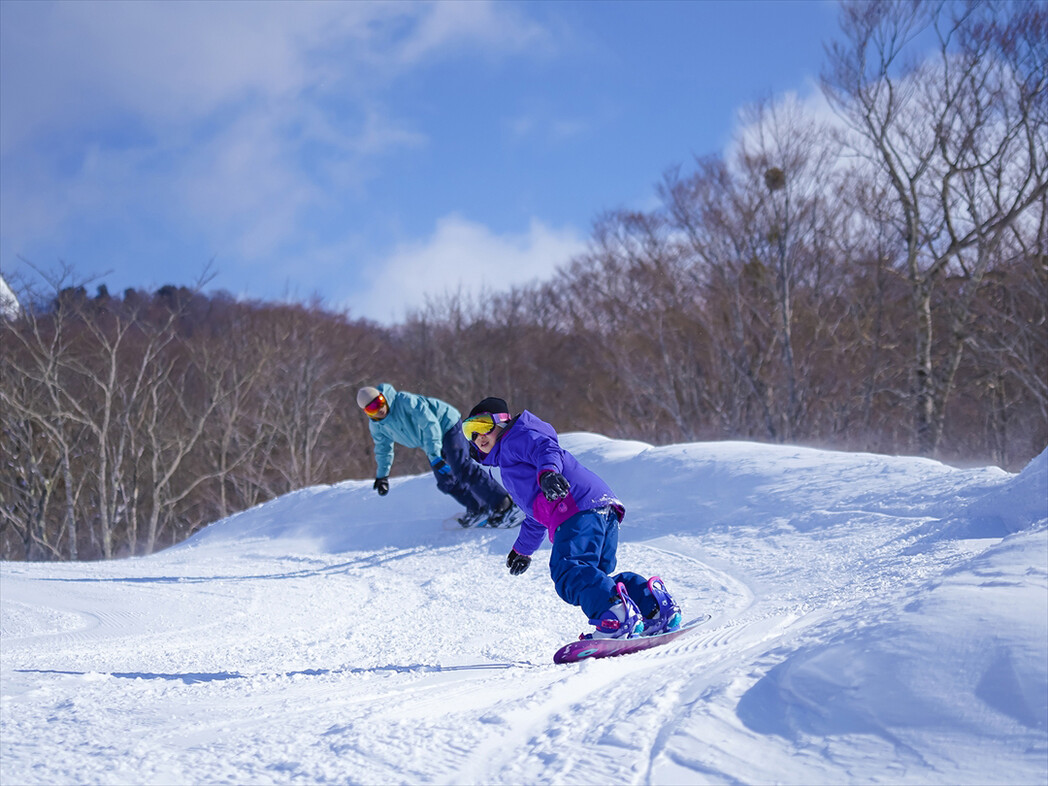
[377,382,397,407]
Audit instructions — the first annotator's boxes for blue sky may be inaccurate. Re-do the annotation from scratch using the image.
[1,0,839,324]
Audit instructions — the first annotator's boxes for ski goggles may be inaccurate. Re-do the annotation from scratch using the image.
[462,412,511,442]
[363,393,388,419]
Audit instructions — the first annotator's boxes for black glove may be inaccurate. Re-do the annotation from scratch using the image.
[539,471,570,501]
[506,549,531,576]
[430,457,451,476]
[373,477,389,496]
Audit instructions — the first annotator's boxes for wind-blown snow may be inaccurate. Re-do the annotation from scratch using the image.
[2,438,1046,785]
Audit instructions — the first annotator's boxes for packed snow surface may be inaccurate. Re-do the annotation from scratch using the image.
[2,437,1046,785]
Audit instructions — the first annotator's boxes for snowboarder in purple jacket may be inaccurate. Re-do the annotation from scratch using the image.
[464,397,682,640]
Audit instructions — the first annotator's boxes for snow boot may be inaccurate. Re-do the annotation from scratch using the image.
[583,582,644,640]
[642,576,682,635]
[484,495,514,526]
[456,508,486,528]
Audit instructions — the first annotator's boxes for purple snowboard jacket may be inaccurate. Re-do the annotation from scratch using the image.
[476,410,624,556]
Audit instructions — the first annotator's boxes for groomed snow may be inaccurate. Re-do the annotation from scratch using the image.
[2,437,1046,784]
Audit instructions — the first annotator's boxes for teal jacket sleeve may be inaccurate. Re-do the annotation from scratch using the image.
[371,423,395,478]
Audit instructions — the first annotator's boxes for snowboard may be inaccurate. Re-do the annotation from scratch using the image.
[553,613,711,664]
[441,504,526,530]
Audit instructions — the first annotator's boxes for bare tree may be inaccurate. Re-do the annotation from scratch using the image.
[823,0,1048,454]
[136,335,226,553]
[723,95,845,440]
[196,313,274,519]
[1,268,94,559]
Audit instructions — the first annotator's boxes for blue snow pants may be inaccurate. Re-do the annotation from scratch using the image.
[549,507,656,620]
[436,423,509,514]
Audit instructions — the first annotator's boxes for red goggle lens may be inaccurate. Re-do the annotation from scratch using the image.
[364,395,387,417]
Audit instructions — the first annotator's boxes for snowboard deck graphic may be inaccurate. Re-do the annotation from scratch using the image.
[553,614,711,664]
[441,504,525,530]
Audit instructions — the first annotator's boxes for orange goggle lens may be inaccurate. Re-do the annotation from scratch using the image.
[462,412,510,442]
[364,394,387,417]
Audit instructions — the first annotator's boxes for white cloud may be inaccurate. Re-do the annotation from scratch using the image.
[385,0,552,68]
[0,2,336,152]
[0,0,558,294]
[346,214,586,323]
[0,1,550,153]
[725,85,838,163]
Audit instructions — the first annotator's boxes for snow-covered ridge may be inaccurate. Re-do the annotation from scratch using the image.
[2,438,1045,784]
[0,274,20,319]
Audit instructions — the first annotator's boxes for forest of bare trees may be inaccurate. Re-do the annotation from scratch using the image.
[2,0,1045,560]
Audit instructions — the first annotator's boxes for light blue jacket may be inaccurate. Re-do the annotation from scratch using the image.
[368,383,461,478]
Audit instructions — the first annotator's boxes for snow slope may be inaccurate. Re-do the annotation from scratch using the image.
[2,437,1046,785]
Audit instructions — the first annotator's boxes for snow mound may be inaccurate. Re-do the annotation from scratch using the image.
[4,437,1045,785]
[918,447,1048,541]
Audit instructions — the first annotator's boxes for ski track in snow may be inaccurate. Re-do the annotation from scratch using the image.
[2,438,1046,785]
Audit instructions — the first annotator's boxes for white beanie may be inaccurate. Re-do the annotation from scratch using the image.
[357,386,382,408]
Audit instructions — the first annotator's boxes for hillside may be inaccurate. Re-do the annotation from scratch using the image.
[2,437,1045,784]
